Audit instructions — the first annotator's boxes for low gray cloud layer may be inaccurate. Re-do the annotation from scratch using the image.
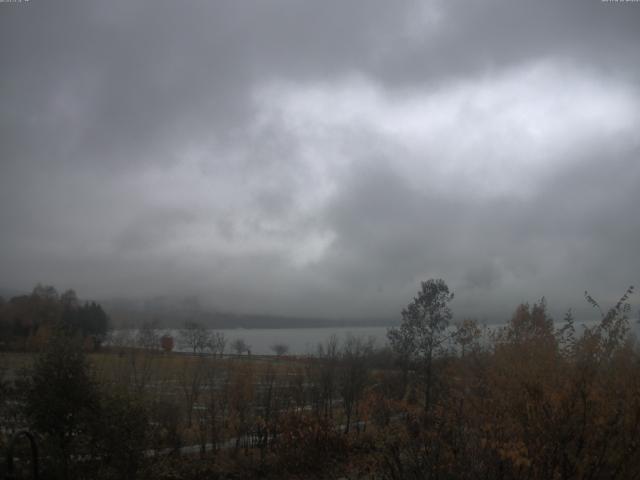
[1,0,639,320]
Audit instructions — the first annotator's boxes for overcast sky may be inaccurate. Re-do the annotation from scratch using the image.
[1,0,639,321]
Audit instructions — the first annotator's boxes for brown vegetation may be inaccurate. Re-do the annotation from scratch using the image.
[2,281,640,479]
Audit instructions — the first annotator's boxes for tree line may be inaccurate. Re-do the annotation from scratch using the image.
[0,284,109,351]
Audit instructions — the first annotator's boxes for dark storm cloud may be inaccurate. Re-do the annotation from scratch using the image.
[1,0,639,319]
[373,0,640,88]
[1,0,410,170]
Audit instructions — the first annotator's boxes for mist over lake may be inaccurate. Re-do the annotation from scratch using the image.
[115,326,389,355]
[109,317,627,356]
[182,326,390,355]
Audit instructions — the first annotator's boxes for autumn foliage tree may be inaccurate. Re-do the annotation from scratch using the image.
[387,279,454,422]
[0,284,109,351]
[373,284,640,480]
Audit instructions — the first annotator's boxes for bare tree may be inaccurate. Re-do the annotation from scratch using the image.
[310,335,340,419]
[200,355,226,453]
[270,342,289,356]
[136,320,160,350]
[339,335,374,433]
[177,355,206,427]
[256,364,279,460]
[231,338,250,356]
[179,320,211,354]
[208,331,227,357]
[228,363,255,456]
[110,328,157,393]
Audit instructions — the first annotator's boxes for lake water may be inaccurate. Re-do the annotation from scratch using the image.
[173,326,391,355]
[114,317,634,356]
[204,320,606,355]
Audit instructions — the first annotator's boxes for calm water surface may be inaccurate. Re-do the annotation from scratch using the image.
[115,318,626,356]
[181,326,391,355]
